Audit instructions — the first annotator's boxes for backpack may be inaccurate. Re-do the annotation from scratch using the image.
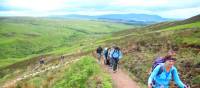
[104,49,108,56]
[112,49,120,59]
[152,57,165,72]
[97,47,103,53]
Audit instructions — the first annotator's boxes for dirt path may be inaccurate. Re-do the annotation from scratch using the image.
[100,61,140,88]
[2,51,91,88]
[2,59,80,88]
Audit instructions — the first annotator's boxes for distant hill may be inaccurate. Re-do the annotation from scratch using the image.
[181,14,200,24]
[145,14,200,31]
[50,13,172,25]
[97,14,169,22]
[0,17,136,68]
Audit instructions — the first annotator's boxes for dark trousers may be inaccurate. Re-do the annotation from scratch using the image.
[113,58,119,71]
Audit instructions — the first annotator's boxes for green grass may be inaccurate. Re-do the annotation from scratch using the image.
[163,22,200,31]
[181,37,200,45]
[148,21,200,46]
[53,56,112,88]
[11,56,112,88]
[0,17,136,68]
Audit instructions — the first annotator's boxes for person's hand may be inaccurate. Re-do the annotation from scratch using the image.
[148,84,152,88]
[184,84,190,88]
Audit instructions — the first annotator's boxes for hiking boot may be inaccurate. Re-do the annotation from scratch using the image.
[113,70,117,73]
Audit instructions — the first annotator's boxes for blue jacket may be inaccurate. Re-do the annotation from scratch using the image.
[109,48,122,59]
[148,63,185,88]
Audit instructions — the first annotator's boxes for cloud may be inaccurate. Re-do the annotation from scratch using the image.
[110,0,200,9]
[158,7,200,19]
[111,0,168,7]
[5,0,68,11]
[0,0,200,18]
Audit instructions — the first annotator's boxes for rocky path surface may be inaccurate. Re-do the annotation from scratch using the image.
[100,61,140,88]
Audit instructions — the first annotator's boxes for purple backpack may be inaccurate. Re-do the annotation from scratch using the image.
[152,57,165,72]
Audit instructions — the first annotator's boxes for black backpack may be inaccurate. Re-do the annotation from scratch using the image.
[97,47,103,53]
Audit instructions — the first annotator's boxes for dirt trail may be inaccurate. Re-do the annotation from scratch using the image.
[2,59,80,88]
[100,61,140,88]
[2,51,91,88]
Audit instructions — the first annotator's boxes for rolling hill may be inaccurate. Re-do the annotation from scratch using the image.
[0,17,137,69]
[101,14,200,88]
[0,17,139,87]
[1,14,199,88]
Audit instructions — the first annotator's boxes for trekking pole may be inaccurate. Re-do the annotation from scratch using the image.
[117,61,120,72]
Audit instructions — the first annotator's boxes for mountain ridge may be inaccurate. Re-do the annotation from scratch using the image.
[49,13,173,25]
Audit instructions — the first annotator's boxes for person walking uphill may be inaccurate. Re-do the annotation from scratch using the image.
[148,57,188,88]
[103,47,110,65]
[109,46,122,73]
[39,57,45,66]
[96,46,103,64]
[149,50,177,74]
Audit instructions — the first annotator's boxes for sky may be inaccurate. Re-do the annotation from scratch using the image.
[0,0,200,19]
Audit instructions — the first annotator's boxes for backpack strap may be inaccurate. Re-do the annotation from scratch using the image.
[157,65,175,79]
[157,65,164,76]
[171,68,175,81]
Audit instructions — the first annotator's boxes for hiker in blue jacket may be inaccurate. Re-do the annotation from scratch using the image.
[148,50,177,75]
[109,46,122,73]
[148,57,188,88]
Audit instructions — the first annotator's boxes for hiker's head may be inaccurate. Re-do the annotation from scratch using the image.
[167,50,176,56]
[104,47,108,50]
[165,57,176,67]
[115,46,120,50]
[112,44,116,48]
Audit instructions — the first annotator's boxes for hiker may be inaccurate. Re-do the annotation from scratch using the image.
[148,57,188,88]
[60,55,65,64]
[148,50,177,75]
[109,46,122,73]
[39,57,45,66]
[103,47,110,65]
[96,46,103,64]
[109,46,117,68]
[109,46,115,68]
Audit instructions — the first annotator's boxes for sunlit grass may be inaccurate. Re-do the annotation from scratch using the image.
[0,17,136,68]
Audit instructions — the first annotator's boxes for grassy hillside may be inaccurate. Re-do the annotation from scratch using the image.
[53,56,112,88]
[7,56,112,88]
[101,15,200,88]
[0,17,136,68]
[1,14,199,88]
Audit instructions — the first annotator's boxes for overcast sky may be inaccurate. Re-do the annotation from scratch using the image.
[0,0,200,18]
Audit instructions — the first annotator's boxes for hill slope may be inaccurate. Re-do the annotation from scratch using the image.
[0,17,136,68]
[102,14,200,88]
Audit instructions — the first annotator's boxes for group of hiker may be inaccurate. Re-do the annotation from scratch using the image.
[38,45,189,88]
[96,45,189,88]
[96,45,123,73]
